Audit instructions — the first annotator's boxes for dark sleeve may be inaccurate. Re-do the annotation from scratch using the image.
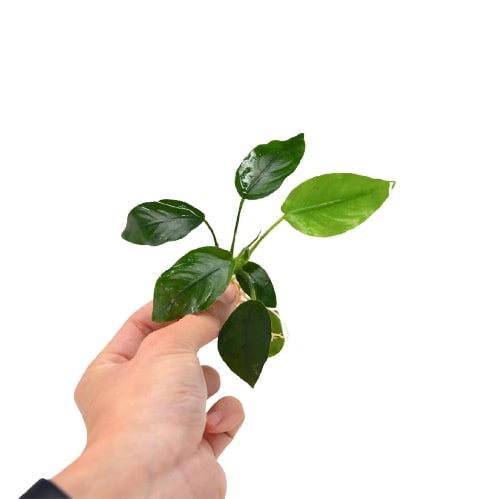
[19,478,70,498]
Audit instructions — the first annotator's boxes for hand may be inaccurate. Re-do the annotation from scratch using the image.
[52,285,244,498]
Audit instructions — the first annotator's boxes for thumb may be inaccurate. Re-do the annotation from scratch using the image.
[140,283,241,355]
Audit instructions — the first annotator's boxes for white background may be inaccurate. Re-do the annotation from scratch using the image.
[1,1,498,498]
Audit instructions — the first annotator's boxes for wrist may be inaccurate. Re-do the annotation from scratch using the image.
[52,440,181,499]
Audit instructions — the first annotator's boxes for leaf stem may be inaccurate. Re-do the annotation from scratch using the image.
[248,215,285,258]
[203,220,219,247]
[230,198,245,255]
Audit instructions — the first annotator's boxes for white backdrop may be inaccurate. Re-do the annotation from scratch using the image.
[1,2,498,498]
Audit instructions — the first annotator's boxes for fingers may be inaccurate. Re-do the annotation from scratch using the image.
[98,284,240,364]
[203,284,240,325]
[203,365,221,398]
[205,396,245,458]
[98,302,172,363]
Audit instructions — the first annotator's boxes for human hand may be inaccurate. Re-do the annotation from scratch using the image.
[52,285,244,499]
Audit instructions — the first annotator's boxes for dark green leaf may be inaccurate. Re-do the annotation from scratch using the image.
[152,246,235,322]
[122,199,205,246]
[281,173,395,237]
[268,309,285,357]
[218,300,271,387]
[235,133,306,200]
[235,261,277,307]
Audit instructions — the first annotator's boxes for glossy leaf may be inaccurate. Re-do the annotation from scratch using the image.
[218,300,271,387]
[152,246,235,322]
[268,309,285,357]
[122,199,205,246]
[281,173,395,237]
[235,133,306,200]
[235,261,277,307]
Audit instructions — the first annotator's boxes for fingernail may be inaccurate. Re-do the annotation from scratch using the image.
[218,285,238,304]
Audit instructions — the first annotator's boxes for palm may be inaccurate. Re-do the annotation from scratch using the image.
[67,293,243,498]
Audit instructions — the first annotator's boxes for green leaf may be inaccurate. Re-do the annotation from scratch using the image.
[235,133,306,200]
[218,300,271,387]
[235,261,277,307]
[152,246,235,322]
[281,173,395,237]
[122,199,205,246]
[268,308,285,357]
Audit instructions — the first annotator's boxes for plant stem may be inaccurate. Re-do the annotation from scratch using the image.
[248,215,285,258]
[203,220,219,247]
[230,198,245,255]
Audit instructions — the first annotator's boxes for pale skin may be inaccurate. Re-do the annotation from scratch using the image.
[52,284,244,499]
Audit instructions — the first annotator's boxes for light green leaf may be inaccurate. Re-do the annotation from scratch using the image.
[268,309,285,357]
[281,173,395,236]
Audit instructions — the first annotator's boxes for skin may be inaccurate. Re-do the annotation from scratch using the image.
[52,284,244,498]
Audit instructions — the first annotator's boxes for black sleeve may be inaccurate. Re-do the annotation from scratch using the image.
[19,478,70,498]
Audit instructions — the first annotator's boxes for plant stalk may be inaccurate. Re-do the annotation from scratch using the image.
[203,220,219,247]
[230,198,245,255]
[248,215,285,258]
